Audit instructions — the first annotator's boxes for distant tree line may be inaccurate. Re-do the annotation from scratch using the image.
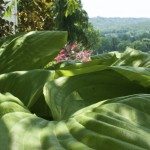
[90,17,150,53]
[90,17,150,34]
[96,31,150,53]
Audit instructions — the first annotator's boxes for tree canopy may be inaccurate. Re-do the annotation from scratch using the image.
[0,0,101,50]
[0,0,14,37]
[18,0,101,49]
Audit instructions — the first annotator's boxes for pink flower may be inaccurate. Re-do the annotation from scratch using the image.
[76,50,92,62]
[54,43,92,63]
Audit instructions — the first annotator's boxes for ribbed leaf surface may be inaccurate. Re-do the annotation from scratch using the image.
[0,31,67,73]
[0,93,150,150]
[44,66,150,120]
[0,70,55,120]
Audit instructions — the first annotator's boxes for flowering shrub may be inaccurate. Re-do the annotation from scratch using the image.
[76,50,92,62]
[54,43,92,63]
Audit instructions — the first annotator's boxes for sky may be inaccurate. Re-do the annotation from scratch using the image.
[81,0,150,18]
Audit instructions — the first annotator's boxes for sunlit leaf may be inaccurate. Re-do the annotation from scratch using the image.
[0,31,67,73]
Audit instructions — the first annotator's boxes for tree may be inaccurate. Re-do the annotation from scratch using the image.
[117,41,130,51]
[111,36,119,51]
[0,0,14,37]
[54,0,89,44]
[17,0,100,49]
[1,0,100,50]
[84,23,101,51]
[18,0,55,32]
[98,36,111,53]
[17,0,89,41]
[131,39,150,52]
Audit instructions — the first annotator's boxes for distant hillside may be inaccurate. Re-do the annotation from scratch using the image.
[89,17,150,34]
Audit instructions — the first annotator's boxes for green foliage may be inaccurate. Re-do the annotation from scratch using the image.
[44,66,149,120]
[98,32,150,53]
[0,93,150,149]
[90,17,150,34]
[17,0,89,43]
[0,70,55,120]
[84,23,101,50]
[2,0,100,49]
[90,17,150,53]
[0,0,14,37]
[18,0,55,32]
[0,32,150,149]
[65,0,80,17]
[0,31,67,73]
[54,0,89,45]
[131,38,150,51]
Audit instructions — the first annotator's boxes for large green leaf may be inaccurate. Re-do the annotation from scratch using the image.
[91,47,150,68]
[0,31,67,74]
[0,93,150,149]
[112,47,150,67]
[0,69,55,120]
[44,66,150,120]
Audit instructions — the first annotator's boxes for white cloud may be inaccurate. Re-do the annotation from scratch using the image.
[81,0,150,18]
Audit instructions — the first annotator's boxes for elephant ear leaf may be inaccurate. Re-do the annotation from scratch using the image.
[44,65,150,120]
[112,47,150,67]
[0,93,150,149]
[0,31,67,73]
[0,70,55,120]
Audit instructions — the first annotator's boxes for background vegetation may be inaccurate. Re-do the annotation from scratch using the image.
[0,0,101,51]
[0,1,149,53]
[90,17,150,53]
[0,0,14,37]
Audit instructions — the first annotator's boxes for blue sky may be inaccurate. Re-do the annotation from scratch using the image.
[81,0,150,18]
